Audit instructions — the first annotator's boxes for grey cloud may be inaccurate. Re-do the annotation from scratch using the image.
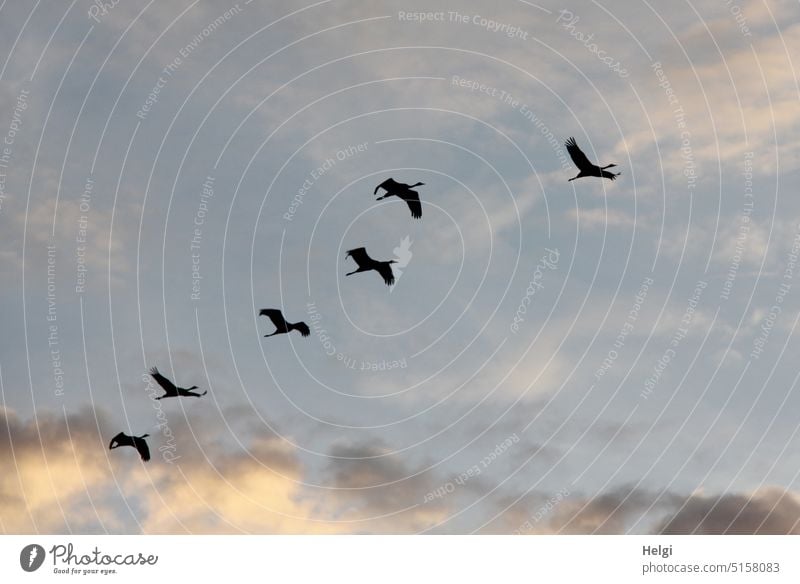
[656,488,800,534]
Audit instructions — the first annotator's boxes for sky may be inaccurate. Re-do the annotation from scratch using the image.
[1,0,800,534]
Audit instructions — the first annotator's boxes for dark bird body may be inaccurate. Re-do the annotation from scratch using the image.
[374,178,424,219]
[109,432,151,461]
[565,137,621,181]
[259,308,310,337]
[149,366,206,399]
[345,247,396,286]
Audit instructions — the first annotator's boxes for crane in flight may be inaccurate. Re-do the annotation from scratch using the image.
[345,247,396,286]
[374,178,424,219]
[565,137,621,181]
[109,432,151,462]
[259,308,310,337]
[149,366,207,399]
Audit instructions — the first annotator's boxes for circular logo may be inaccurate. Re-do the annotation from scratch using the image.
[19,544,45,572]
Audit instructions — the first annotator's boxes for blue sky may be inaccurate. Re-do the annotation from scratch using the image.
[1,0,800,533]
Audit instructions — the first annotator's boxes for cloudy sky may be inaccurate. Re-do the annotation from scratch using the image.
[1,0,800,534]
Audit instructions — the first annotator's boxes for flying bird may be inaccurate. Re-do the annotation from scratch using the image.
[565,137,621,181]
[345,247,396,286]
[109,432,151,462]
[374,178,424,219]
[259,308,310,338]
[149,366,207,399]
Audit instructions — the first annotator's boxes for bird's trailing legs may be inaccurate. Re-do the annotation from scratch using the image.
[156,389,206,398]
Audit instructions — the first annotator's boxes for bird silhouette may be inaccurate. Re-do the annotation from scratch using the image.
[374,178,424,219]
[345,247,396,286]
[109,432,151,461]
[149,366,207,399]
[565,137,621,181]
[259,308,310,337]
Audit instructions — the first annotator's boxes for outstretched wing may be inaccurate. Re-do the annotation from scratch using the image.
[149,367,176,393]
[294,321,311,337]
[259,308,288,330]
[108,432,127,450]
[374,177,402,195]
[400,191,422,219]
[565,137,595,171]
[346,247,372,268]
[134,436,151,462]
[377,262,395,286]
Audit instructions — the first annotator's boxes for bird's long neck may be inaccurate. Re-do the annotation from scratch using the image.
[410,182,424,188]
